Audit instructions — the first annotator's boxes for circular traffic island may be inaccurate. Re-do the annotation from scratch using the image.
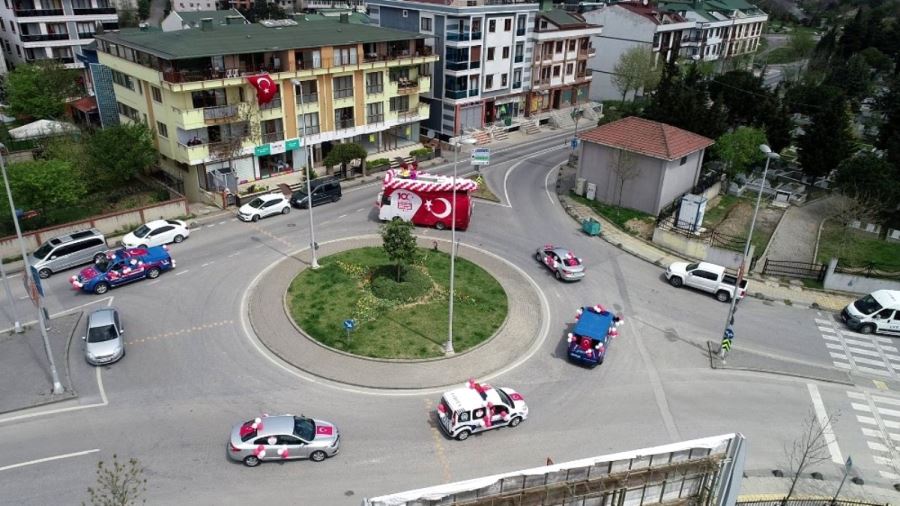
[286,247,508,359]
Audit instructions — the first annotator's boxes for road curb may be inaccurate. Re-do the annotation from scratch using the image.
[706,341,854,386]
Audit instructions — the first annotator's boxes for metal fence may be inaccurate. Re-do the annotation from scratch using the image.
[656,217,746,252]
[762,259,827,281]
[738,499,891,506]
[834,262,900,280]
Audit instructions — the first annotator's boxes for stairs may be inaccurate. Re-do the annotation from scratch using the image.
[492,127,509,142]
[389,156,414,169]
[523,119,541,135]
[550,110,577,130]
[472,129,492,146]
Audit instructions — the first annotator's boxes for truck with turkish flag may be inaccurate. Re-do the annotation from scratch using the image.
[376,168,478,230]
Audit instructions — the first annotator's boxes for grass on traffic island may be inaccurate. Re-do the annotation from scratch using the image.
[287,247,508,359]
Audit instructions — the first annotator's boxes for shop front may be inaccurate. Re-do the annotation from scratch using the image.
[253,138,305,181]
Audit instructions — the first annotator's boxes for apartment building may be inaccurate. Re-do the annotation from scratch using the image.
[161,8,247,32]
[0,0,118,70]
[369,0,537,140]
[584,0,767,101]
[528,7,600,117]
[94,16,436,202]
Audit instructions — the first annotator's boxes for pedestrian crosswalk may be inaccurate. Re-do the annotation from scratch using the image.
[848,390,900,480]
[816,317,900,378]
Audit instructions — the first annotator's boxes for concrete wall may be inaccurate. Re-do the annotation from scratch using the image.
[577,141,664,215]
[824,258,900,295]
[651,225,752,272]
[656,149,705,213]
[582,6,654,102]
[0,199,190,260]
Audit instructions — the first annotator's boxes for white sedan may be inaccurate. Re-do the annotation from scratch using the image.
[122,219,190,248]
[238,193,291,222]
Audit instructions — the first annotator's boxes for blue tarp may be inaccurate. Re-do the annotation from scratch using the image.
[572,308,612,342]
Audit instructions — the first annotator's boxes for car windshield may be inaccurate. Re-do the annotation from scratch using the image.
[686,263,700,271]
[133,225,151,238]
[496,389,514,407]
[854,295,883,315]
[87,323,118,343]
[247,198,265,209]
[293,189,308,198]
[293,417,315,440]
[33,243,54,260]
[94,260,112,273]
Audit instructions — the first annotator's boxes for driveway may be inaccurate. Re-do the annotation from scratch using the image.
[758,195,844,267]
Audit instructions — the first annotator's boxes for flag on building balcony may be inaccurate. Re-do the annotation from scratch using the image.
[246,73,277,105]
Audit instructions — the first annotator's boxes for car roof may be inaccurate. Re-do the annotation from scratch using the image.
[256,415,294,436]
[442,384,506,412]
[573,307,612,340]
[88,308,117,327]
[872,290,900,305]
[550,248,573,257]
[696,262,725,273]
[144,220,171,228]
[259,193,284,201]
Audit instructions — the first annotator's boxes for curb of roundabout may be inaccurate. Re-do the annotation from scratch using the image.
[241,234,551,394]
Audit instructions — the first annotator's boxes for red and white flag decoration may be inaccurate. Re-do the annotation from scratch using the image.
[246,73,278,105]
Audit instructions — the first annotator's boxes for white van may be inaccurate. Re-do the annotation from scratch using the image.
[841,290,900,335]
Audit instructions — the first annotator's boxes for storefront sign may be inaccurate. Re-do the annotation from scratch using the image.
[254,144,270,157]
[256,138,302,158]
[270,140,286,155]
[286,138,301,151]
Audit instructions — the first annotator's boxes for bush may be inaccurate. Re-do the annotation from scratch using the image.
[368,158,390,168]
[369,265,431,303]
[154,189,170,202]
[409,147,433,159]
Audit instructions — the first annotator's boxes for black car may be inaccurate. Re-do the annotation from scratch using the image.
[291,177,342,208]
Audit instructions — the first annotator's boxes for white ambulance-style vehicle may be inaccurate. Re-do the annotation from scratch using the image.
[436,380,528,441]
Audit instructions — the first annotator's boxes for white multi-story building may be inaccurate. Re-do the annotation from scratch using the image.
[0,0,118,70]
[368,0,537,140]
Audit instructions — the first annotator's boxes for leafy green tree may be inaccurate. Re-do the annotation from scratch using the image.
[859,47,893,74]
[137,0,150,19]
[877,75,900,169]
[712,127,768,178]
[323,142,367,177]
[788,30,816,71]
[85,123,157,188]
[761,100,794,153]
[826,53,873,106]
[835,152,900,210]
[83,454,147,506]
[43,136,92,179]
[4,61,80,119]
[643,63,725,139]
[7,159,87,216]
[709,70,767,126]
[117,0,140,28]
[611,47,661,102]
[798,94,854,178]
[380,219,417,282]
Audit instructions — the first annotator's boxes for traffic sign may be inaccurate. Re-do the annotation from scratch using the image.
[343,319,356,330]
[471,148,490,166]
[721,338,732,352]
[30,266,44,297]
[723,327,734,341]
[570,139,578,149]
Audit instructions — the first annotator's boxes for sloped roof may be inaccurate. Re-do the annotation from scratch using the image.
[541,9,590,28]
[578,116,713,161]
[69,96,98,113]
[177,8,245,26]
[8,119,79,140]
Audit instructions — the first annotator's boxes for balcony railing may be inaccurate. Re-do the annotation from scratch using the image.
[516,28,526,36]
[446,32,470,42]
[367,113,384,124]
[260,97,282,111]
[261,131,284,143]
[73,7,116,14]
[78,31,95,39]
[446,89,468,99]
[21,33,69,42]
[202,104,239,121]
[471,31,482,40]
[397,109,418,122]
[163,66,283,84]
[366,84,384,94]
[334,88,354,99]
[469,88,479,96]
[295,92,318,104]
[514,54,523,63]
[513,80,521,88]
[397,81,419,94]
[14,9,64,16]
[335,118,355,130]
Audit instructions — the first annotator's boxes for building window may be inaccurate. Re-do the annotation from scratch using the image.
[513,69,521,87]
[552,66,561,77]
[517,15,525,32]
[566,63,573,74]
[116,102,140,122]
[295,80,318,103]
[298,112,319,134]
[487,47,495,61]
[555,41,563,53]
[501,73,507,86]
[389,95,409,112]
[151,86,162,103]
[366,72,383,94]
[0,19,5,31]
[367,102,384,123]
[568,39,576,51]
[402,9,408,17]
[335,106,354,129]
[540,20,548,30]
[156,121,168,138]
[485,74,493,89]
[488,19,496,32]
[111,70,135,91]
[15,44,20,56]
[502,46,509,59]
[421,17,432,32]
[333,76,354,99]
[680,156,687,165]
[333,46,357,66]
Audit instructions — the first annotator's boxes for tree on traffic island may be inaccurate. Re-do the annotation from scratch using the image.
[381,219,418,282]
[4,61,81,119]
[83,454,147,506]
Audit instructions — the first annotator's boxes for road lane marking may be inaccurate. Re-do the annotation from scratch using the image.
[424,399,452,483]
[0,296,114,334]
[0,449,100,472]
[0,367,108,425]
[544,162,565,205]
[219,220,227,225]
[338,214,347,219]
[206,224,216,228]
[146,280,161,286]
[355,208,364,212]
[201,262,210,267]
[129,320,234,345]
[175,269,190,276]
[807,383,843,464]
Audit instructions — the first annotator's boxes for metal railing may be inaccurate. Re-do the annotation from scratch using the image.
[366,84,384,94]
[21,33,69,42]
[834,261,900,280]
[260,97,282,111]
[295,92,318,104]
[367,114,384,124]
[446,89,468,99]
[73,7,116,14]
[446,32,471,42]
[260,131,284,143]
[14,8,64,16]
[762,259,827,281]
[335,118,355,130]
[202,104,239,121]
[334,88,354,99]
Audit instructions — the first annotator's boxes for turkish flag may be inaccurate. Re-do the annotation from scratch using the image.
[246,73,277,105]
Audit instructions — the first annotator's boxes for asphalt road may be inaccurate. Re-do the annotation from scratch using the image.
[1,133,898,504]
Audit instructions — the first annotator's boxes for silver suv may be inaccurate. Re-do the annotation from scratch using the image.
[31,229,108,279]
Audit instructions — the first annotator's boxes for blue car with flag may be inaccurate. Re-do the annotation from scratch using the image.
[566,304,624,367]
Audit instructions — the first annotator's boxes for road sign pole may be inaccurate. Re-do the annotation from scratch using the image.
[831,456,852,505]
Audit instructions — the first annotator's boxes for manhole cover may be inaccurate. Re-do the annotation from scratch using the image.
[287,223,297,228]
[345,491,354,496]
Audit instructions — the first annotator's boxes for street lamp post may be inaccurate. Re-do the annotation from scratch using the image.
[292,80,319,269]
[0,144,63,393]
[445,136,476,355]
[720,144,779,358]
[0,255,21,333]
[571,107,582,151]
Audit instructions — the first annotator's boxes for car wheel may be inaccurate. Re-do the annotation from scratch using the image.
[94,253,107,263]
[509,416,522,428]
[668,276,683,288]
[310,450,327,462]
[716,290,730,303]
[173,235,184,243]
[435,221,446,230]
[455,429,471,441]
[251,214,260,222]
[860,324,876,335]
[147,268,161,279]
[555,270,562,280]
[535,253,542,262]
[138,244,147,250]
[281,206,290,215]
[332,195,339,202]
[38,268,52,279]
[94,282,110,295]
[243,456,260,467]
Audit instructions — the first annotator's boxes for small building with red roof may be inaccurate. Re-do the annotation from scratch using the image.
[576,116,713,216]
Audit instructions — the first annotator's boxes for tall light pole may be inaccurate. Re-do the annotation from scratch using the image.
[571,107,582,151]
[0,144,63,393]
[445,136,476,355]
[720,144,779,358]
[292,79,319,269]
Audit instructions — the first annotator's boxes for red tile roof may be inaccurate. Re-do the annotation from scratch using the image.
[69,96,97,113]
[578,116,714,161]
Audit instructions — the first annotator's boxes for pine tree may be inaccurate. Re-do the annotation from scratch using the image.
[798,94,854,179]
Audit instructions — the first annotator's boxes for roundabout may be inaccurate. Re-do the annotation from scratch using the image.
[247,235,550,390]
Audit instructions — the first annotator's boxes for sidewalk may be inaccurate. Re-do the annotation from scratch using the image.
[740,475,900,504]
[759,194,846,266]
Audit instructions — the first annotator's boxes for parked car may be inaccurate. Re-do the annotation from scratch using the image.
[70,246,175,295]
[291,177,341,208]
[238,194,291,222]
[665,261,748,302]
[82,307,125,366]
[535,245,585,281]
[31,229,109,279]
[122,220,190,248]
[227,414,340,467]
[841,290,900,335]
[436,380,528,441]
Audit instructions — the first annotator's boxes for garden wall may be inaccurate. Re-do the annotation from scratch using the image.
[652,225,752,273]
[824,258,900,294]
[0,198,189,259]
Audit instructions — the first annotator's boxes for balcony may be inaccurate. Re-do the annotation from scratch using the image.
[14,9,64,16]
[260,97,282,111]
[397,109,419,122]
[396,80,419,95]
[469,88,479,97]
[471,31,482,40]
[261,131,284,143]
[163,65,283,84]
[516,28,526,36]
[78,32,95,39]
[514,55,523,63]
[367,113,384,124]
[295,92,318,105]
[446,61,468,71]
[73,7,116,14]
[446,89,468,99]
[335,118,355,130]
[513,81,521,89]
[366,85,384,95]
[20,33,69,42]
[203,104,240,123]
[446,32,470,42]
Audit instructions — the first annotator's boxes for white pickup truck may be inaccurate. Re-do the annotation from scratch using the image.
[665,261,748,302]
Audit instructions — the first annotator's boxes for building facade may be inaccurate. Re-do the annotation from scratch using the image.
[527,7,600,117]
[160,8,247,32]
[584,0,767,101]
[0,0,118,70]
[95,16,437,202]
[369,0,537,140]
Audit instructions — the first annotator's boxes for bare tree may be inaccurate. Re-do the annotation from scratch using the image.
[84,454,147,506]
[610,149,639,209]
[783,410,839,503]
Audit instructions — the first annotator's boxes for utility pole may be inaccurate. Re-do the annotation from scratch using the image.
[293,80,319,269]
[445,137,475,355]
[0,144,63,394]
[0,255,22,333]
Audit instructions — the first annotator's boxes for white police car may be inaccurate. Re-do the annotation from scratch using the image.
[436,380,528,441]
